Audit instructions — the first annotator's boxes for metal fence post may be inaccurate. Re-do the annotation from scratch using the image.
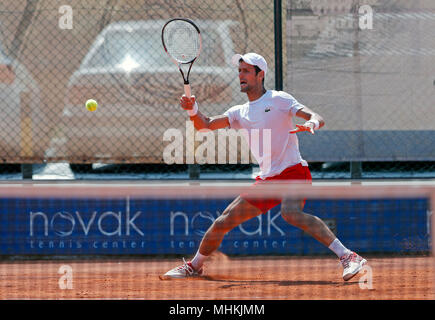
[21,164,33,179]
[350,161,362,181]
[20,91,33,180]
[188,164,200,180]
[274,0,283,91]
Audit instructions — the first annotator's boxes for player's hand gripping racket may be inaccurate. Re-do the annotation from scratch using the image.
[161,18,202,98]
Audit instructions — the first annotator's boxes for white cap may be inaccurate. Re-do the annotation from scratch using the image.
[231,52,267,75]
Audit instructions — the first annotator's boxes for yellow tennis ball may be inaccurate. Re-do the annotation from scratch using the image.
[86,99,98,112]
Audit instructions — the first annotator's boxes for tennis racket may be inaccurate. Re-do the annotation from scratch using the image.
[161,18,202,98]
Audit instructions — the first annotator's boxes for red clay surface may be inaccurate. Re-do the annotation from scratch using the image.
[0,254,433,300]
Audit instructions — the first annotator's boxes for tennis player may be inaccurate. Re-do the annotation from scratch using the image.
[163,53,367,281]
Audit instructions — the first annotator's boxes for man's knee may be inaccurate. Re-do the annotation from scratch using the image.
[282,210,324,230]
[281,209,303,226]
[210,197,260,235]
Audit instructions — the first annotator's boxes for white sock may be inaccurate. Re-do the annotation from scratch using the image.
[191,251,208,270]
[328,238,352,258]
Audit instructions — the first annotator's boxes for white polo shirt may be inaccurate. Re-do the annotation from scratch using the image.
[224,90,308,179]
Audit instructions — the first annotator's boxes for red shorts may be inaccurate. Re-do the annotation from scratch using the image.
[241,163,312,213]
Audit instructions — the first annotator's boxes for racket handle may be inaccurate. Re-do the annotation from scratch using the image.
[184,84,191,98]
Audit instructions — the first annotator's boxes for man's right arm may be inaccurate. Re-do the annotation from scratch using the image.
[181,95,230,131]
[189,112,230,131]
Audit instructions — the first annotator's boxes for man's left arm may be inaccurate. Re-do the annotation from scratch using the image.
[290,106,325,134]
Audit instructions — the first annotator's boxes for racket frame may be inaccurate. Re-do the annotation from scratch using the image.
[161,18,202,98]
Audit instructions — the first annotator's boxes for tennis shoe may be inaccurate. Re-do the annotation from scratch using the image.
[160,258,203,279]
[340,251,367,281]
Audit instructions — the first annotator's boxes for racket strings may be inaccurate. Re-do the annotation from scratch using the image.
[163,21,200,63]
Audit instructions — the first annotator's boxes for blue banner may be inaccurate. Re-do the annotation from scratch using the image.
[0,197,430,255]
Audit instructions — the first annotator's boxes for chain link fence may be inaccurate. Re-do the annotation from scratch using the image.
[0,0,433,179]
[0,0,275,178]
[287,0,435,178]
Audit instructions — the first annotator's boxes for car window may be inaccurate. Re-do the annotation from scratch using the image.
[83,27,226,69]
[83,29,169,69]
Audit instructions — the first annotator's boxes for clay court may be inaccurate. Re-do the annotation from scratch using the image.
[0,254,433,300]
[0,1,434,306]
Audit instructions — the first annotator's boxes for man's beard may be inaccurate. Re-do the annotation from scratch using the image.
[240,84,249,92]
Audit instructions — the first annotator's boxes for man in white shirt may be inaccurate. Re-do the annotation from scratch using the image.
[162,53,367,281]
